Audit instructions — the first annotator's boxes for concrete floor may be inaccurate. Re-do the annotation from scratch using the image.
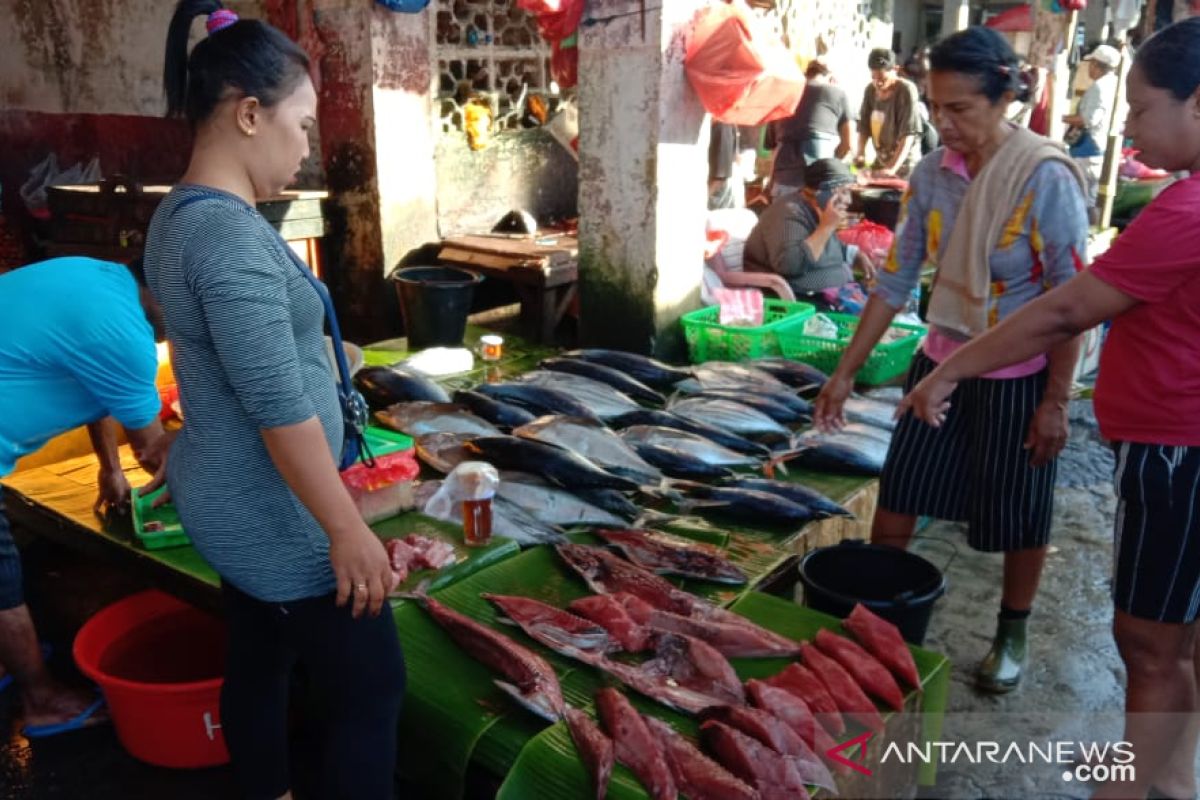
[0,401,1162,799]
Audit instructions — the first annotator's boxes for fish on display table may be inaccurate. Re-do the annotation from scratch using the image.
[843,395,900,431]
[416,480,564,546]
[513,416,663,486]
[568,594,653,652]
[642,715,758,800]
[700,720,815,800]
[562,349,693,389]
[514,370,642,420]
[691,388,813,425]
[698,705,836,792]
[354,365,450,408]
[374,401,500,437]
[814,628,906,712]
[667,396,794,447]
[564,707,615,800]
[629,442,737,481]
[595,688,677,800]
[720,477,852,519]
[843,603,922,689]
[763,663,845,735]
[674,362,792,395]
[464,436,641,491]
[593,528,748,585]
[408,593,565,721]
[744,679,845,774]
[618,426,761,469]
[414,432,474,474]
[451,389,536,429]
[773,427,890,477]
[474,382,602,423]
[610,408,771,457]
[751,358,830,391]
[495,479,628,528]
[538,356,667,406]
[639,632,745,707]
[674,482,821,527]
[482,593,613,655]
[603,592,802,658]
[800,641,885,731]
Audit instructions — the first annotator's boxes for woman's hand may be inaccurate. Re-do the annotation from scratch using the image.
[331,525,398,618]
[94,467,132,517]
[1024,399,1069,467]
[818,193,848,231]
[813,371,856,432]
[854,250,879,283]
[896,370,957,427]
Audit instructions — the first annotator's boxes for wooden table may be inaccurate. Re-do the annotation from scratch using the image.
[438,234,578,344]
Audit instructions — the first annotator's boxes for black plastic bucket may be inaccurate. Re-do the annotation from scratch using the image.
[798,539,947,645]
[390,266,484,350]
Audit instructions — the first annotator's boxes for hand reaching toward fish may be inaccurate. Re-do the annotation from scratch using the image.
[332,525,397,618]
[895,369,957,427]
[812,372,855,432]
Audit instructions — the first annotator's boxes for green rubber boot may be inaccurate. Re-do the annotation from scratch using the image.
[974,616,1027,694]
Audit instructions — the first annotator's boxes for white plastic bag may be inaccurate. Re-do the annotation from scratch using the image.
[423,462,499,519]
[20,155,102,217]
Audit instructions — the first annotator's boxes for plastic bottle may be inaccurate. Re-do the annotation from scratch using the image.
[425,462,499,547]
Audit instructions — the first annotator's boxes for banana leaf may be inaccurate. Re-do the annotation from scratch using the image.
[497,591,952,799]
[376,511,519,595]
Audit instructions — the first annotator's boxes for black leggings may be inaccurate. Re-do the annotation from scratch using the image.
[220,582,406,800]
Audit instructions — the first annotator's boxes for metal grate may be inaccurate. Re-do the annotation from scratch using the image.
[432,0,553,133]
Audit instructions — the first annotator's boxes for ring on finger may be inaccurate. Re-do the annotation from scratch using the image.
[354,582,368,592]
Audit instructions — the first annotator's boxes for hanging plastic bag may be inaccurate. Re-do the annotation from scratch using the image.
[837,220,895,267]
[550,34,578,89]
[546,97,580,159]
[517,0,584,42]
[684,0,805,125]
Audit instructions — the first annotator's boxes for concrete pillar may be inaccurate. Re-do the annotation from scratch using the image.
[576,0,708,357]
[941,0,970,38]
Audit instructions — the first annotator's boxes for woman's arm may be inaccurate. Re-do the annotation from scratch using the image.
[837,120,853,160]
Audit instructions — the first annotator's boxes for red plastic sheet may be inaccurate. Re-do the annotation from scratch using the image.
[551,37,579,89]
[516,0,583,42]
[684,1,805,126]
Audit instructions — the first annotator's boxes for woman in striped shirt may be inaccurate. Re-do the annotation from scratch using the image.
[144,3,404,797]
[815,27,1089,694]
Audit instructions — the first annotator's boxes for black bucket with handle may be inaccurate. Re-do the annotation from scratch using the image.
[389,266,484,350]
[798,538,950,645]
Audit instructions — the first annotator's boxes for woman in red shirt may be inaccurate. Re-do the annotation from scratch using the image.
[901,19,1200,799]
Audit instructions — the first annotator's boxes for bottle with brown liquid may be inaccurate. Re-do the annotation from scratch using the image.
[462,496,493,547]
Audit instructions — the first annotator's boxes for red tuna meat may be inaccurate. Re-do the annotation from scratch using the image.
[800,642,884,731]
[843,603,922,689]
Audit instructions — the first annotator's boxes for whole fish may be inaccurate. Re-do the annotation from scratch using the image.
[751,358,830,391]
[514,371,641,420]
[608,592,801,659]
[474,383,601,423]
[410,593,564,721]
[414,432,474,473]
[667,396,794,446]
[498,470,643,523]
[700,721,817,800]
[495,480,627,528]
[630,442,736,481]
[514,416,663,486]
[464,436,640,491]
[611,409,771,457]
[618,426,761,469]
[778,430,888,477]
[674,482,820,527]
[564,707,615,800]
[694,389,813,425]
[642,716,759,800]
[452,389,536,429]
[375,402,500,438]
[482,594,612,655]
[721,477,851,518]
[562,349,693,389]
[416,481,564,546]
[674,362,792,395]
[354,365,450,408]
[844,395,900,431]
[539,357,666,406]
[698,705,836,792]
[593,528,747,584]
[595,688,677,800]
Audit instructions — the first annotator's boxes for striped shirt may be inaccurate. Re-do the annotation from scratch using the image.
[743,193,853,293]
[143,185,342,602]
[875,146,1089,377]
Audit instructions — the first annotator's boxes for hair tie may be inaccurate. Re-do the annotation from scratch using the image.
[206,9,239,35]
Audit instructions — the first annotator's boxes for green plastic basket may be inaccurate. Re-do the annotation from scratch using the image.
[681,299,815,363]
[779,312,927,385]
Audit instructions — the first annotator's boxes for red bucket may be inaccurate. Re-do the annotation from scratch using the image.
[73,590,229,768]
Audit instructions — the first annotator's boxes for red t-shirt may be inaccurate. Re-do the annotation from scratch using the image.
[1091,173,1200,446]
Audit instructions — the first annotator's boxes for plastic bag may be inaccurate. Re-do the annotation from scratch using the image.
[423,462,499,519]
[804,313,839,338]
[550,35,578,89]
[837,220,895,266]
[517,0,583,42]
[684,0,805,125]
[546,97,579,159]
[20,155,103,220]
[714,287,764,327]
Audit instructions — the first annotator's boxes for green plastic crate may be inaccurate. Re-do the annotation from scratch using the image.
[779,312,926,385]
[681,299,815,363]
[129,426,413,551]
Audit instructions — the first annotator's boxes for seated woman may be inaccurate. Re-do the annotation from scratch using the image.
[742,159,875,312]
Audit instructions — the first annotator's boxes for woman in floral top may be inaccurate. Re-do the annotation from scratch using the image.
[816,27,1089,694]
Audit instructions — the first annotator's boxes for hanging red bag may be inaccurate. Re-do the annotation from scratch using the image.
[684,0,805,125]
[550,34,578,89]
[517,0,584,42]
[837,220,895,266]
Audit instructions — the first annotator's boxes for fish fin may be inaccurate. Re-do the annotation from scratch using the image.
[632,509,679,528]
[493,680,563,722]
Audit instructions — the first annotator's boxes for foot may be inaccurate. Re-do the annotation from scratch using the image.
[974,617,1027,694]
[22,683,109,733]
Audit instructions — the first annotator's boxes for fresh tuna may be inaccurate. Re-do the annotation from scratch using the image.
[417,481,563,546]
[676,362,793,395]
[629,443,736,481]
[610,408,771,457]
[641,633,745,707]
[764,663,845,735]
[771,430,889,477]
[721,476,851,518]
[411,594,564,721]
[595,688,677,800]
[815,628,906,711]
[464,437,640,491]
[514,416,663,486]
[667,396,793,446]
[482,594,612,655]
[800,642,885,731]
[556,544,698,616]
[568,594,653,652]
[699,705,836,791]
[594,528,748,584]
[495,480,627,528]
[613,593,801,659]
[514,371,642,420]
[674,482,820,527]
[700,720,814,800]
[539,356,667,406]
[375,401,500,437]
[642,716,759,800]
[474,382,602,423]
[692,389,812,425]
[354,365,450,408]
[843,603,921,689]
[751,358,830,392]
[843,395,899,431]
[562,349,693,389]
[414,432,473,474]
[744,679,846,774]
[564,707,615,800]
[618,426,761,469]
[451,389,536,429]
